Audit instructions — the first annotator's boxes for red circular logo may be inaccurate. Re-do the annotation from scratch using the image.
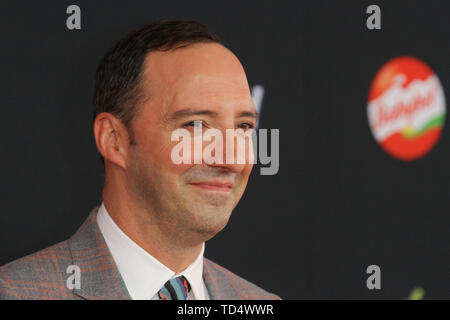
[367,56,446,160]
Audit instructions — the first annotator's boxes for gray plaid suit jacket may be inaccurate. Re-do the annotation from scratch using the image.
[0,206,279,300]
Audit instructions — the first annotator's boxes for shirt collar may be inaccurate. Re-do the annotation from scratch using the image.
[96,202,206,300]
[175,242,205,300]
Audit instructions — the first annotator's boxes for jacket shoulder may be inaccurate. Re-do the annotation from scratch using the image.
[204,258,280,300]
[0,240,76,300]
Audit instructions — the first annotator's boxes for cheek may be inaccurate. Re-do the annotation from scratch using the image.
[155,138,195,176]
[246,161,254,172]
[135,124,196,182]
[240,163,254,184]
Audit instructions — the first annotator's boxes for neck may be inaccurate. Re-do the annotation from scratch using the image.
[102,174,203,274]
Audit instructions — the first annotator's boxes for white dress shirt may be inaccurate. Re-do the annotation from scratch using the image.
[96,202,210,300]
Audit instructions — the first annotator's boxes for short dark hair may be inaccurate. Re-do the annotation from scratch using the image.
[93,19,221,154]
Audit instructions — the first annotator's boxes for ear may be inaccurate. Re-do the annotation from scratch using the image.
[94,112,131,169]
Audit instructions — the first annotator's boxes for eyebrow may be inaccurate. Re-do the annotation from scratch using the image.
[170,108,259,121]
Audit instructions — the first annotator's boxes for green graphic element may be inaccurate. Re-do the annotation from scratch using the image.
[406,287,425,300]
[401,114,445,139]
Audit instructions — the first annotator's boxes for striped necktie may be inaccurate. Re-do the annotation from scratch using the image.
[158,276,191,300]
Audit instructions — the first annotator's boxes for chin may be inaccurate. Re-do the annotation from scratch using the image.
[190,207,233,238]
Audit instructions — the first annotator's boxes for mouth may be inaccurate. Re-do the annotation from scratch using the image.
[188,181,234,193]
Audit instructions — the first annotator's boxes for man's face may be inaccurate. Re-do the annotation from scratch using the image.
[126,43,256,244]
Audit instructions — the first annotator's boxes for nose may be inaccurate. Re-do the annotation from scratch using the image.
[202,127,254,173]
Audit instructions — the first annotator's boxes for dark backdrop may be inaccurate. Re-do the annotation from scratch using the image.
[0,0,449,299]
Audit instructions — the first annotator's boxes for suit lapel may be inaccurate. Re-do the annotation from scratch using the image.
[67,207,242,300]
[203,258,239,300]
[68,207,131,300]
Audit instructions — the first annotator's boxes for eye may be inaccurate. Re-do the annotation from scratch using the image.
[183,120,204,129]
[237,122,255,131]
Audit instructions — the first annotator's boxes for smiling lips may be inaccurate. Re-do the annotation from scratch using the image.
[188,181,234,192]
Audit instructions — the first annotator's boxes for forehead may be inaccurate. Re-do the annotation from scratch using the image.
[140,43,254,114]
